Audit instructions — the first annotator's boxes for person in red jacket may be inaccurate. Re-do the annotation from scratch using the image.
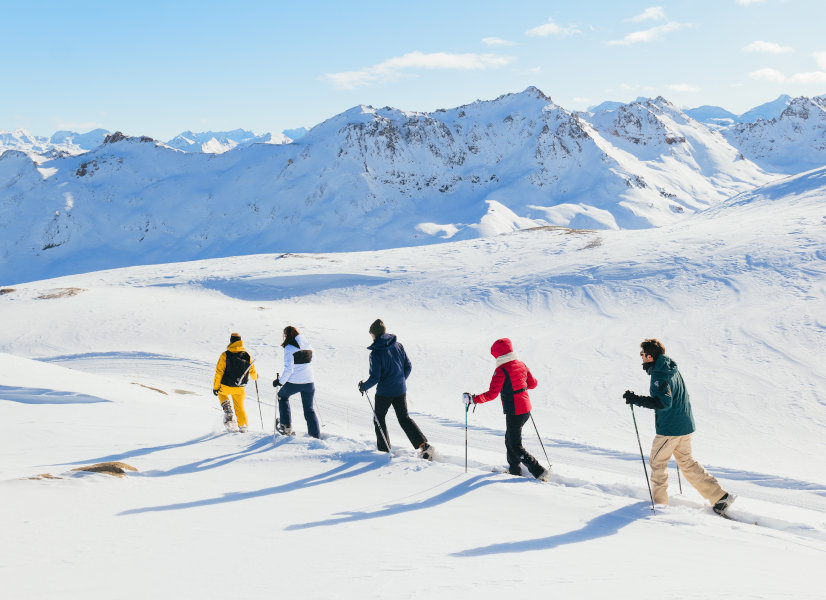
[464,338,551,481]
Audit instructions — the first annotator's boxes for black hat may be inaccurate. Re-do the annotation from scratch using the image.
[230,332,242,343]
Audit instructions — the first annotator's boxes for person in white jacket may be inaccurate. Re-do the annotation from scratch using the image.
[272,325,321,438]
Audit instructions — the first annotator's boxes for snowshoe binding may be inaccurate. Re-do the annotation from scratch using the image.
[713,492,736,517]
[419,442,435,461]
[275,419,294,436]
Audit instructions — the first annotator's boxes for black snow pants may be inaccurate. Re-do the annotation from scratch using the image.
[505,412,544,478]
[373,393,427,452]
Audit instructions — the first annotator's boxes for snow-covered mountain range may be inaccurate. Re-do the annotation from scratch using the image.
[2,87,825,284]
[0,127,293,159]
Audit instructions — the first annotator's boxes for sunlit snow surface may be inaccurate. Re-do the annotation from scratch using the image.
[1,169,825,599]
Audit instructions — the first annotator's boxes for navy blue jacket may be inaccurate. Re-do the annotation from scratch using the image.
[362,333,412,396]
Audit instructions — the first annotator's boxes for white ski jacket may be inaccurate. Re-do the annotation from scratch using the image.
[281,334,314,384]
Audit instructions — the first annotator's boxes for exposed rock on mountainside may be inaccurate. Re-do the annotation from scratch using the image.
[722,96,826,174]
[2,87,815,284]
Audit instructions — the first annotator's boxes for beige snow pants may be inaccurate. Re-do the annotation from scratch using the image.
[649,434,725,505]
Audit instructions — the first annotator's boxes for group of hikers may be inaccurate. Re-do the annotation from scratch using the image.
[212,320,735,516]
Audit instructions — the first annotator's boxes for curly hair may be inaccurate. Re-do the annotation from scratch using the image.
[640,338,666,360]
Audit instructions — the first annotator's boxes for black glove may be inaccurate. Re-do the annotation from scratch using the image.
[272,376,281,388]
[212,389,219,397]
[358,380,365,393]
[623,390,638,405]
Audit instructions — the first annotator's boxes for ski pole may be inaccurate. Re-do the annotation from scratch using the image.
[630,405,656,513]
[273,372,280,439]
[465,403,469,473]
[315,395,326,428]
[529,414,552,471]
[254,380,263,430]
[363,388,391,453]
[677,463,683,494]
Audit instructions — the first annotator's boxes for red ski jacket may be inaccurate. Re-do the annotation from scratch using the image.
[474,338,537,415]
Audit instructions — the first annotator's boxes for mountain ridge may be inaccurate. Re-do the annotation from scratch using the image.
[3,87,825,284]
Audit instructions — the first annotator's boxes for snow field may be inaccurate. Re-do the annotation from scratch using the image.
[2,169,825,598]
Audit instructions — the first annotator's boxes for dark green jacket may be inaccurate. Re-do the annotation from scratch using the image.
[647,354,696,436]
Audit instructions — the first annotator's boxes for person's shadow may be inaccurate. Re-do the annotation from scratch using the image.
[452,501,652,557]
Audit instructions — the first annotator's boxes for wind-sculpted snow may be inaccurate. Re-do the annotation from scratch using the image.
[1,88,781,285]
[198,273,393,301]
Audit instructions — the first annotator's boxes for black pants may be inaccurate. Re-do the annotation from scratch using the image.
[373,393,427,452]
[505,413,544,478]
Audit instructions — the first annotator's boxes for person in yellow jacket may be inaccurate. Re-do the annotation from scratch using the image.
[213,333,258,432]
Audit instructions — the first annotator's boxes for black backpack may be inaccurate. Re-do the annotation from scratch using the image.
[221,351,252,387]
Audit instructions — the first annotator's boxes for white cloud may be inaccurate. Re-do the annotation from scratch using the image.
[608,22,690,46]
[525,17,581,37]
[628,7,666,22]
[743,40,794,54]
[789,71,826,83]
[748,67,826,83]
[814,51,826,70]
[736,0,765,6]
[482,37,516,47]
[668,83,700,93]
[322,52,515,90]
[748,68,788,82]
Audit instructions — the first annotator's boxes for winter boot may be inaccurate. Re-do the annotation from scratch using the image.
[419,442,435,461]
[713,492,736,516]
[221,400,234,425]
[537,467,552,482]
[238,425,248,433]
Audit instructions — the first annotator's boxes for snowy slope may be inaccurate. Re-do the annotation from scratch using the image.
[0,88,777,285]
[2,166,825,598]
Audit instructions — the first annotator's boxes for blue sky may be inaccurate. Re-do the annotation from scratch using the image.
[3,0,826,139]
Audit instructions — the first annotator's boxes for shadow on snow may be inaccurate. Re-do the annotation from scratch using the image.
[0,385,111,404]
[452,501,652,556]
[285,472,520,531]
[119,446,391,515]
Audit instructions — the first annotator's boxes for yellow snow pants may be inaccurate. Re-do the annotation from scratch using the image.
[217,385,248,428]
[649,434,726,505]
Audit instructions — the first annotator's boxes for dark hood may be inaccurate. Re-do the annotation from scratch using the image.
[368,333,397,351]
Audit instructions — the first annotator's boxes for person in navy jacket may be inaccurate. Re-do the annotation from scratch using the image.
[465,338,550,481]
[358,319,434,459]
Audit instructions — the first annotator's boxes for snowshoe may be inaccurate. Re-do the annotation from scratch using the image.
[713,492,736,517]
[419,442,435,461]
[275,419,294,436]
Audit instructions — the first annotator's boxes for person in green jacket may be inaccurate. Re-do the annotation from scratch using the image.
[623,339,734,516]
